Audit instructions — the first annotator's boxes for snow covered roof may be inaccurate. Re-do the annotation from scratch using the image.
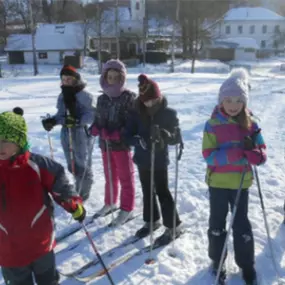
[224,7,285,21]
[214,37,259,49]
[5,22,86,51]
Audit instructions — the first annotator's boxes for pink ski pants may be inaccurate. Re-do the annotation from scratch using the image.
[102,150,135,212]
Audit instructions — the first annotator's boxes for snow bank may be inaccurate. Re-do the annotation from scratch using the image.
[0,57,230,78]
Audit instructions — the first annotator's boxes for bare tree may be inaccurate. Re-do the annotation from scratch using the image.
[0,0,12,46]
[170,0,180,73]
[29,0,38,75]
[79,3,98,57]
[53,0,83,23]
[115,0,120,59]
[142,0,148,67]
[96,2,103,74]
[8,0,42,33]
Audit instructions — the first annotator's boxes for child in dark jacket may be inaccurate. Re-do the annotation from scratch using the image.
[123,74,182,245]
[41,65,96,201]
[0,107,86,285]
[90,59,136,226]
[202,69,266,285]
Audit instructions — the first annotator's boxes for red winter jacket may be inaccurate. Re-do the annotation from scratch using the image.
[0,151,81,267]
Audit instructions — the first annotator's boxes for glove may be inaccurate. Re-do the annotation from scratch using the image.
[42,117,56,132]
[243,129,261,151]
[135,136,147,150]
[160,128,172,141]
[150,125,161,143]
[72,204,86,223]
[243,136,255,151]
[65,115,77,128]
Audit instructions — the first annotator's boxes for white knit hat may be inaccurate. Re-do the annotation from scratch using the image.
[218,68,250,105]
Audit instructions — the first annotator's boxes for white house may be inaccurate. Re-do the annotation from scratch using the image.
[5,22,87,65]
[210,7,285,52]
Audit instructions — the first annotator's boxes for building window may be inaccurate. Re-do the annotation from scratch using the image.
[136,1,140,10]
[274,40,278,49]
[225,25,231,34]
[244,48,255,53]
[261,40,266,48]
[238,25,243,34]
[275,25,280,33]
[250,25,255,34]
[262,25,267,34]
[38,52,48,59]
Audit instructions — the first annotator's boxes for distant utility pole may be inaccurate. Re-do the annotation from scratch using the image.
[115,0,120,59]
[29,0,38,75]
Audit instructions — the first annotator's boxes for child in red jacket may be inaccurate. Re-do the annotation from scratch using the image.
[0,107,86,285]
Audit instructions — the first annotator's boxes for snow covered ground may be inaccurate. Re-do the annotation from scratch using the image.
[1,59,285,284]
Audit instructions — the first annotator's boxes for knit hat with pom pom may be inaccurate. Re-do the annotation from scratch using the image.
[0,107,28,150]
[219,68,251,105]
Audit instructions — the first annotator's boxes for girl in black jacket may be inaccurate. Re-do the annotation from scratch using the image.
[123,74,183,245]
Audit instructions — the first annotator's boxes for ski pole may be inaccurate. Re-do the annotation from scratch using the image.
[145,128,156,264]
[47,132,54,160]
[254,166,281,280]
[41,113,54,160]
[169,143,179,258]
[82,222,115,285]
[67,114,76,176]
[78,137,96,198]
[169,127,183,257]
[66,111,76,224]
[214,166,247,285]
[105,139,115,225]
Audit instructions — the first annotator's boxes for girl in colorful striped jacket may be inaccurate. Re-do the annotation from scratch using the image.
[202,69,266,285]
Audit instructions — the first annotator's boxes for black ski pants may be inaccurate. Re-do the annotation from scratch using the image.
[138,167,181,228]
[208,187,255,270]
[1,251,59,285]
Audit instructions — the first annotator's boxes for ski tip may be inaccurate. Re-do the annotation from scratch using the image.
[145,258,156,265]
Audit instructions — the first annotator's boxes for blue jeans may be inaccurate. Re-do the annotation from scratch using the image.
[208,187,254,270]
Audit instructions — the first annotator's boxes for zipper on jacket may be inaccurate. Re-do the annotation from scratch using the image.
[1,183,6,212]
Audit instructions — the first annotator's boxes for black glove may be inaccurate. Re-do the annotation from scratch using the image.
[42,117,56,132]
[150,125,161,143]
[243,129,261,151]
[65,115,77,128]
[160,128,172,141]
[136,136,147,150]
[243,136,255,150]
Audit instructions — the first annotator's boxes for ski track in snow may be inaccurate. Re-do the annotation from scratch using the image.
[1,67,285,285]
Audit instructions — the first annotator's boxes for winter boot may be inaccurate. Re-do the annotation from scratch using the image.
[212,261,227,285]
[154,223,183,246]
[93,204,117,218]
[109,210,134,227]
[135,221,161,238]
[242,267,257,285]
